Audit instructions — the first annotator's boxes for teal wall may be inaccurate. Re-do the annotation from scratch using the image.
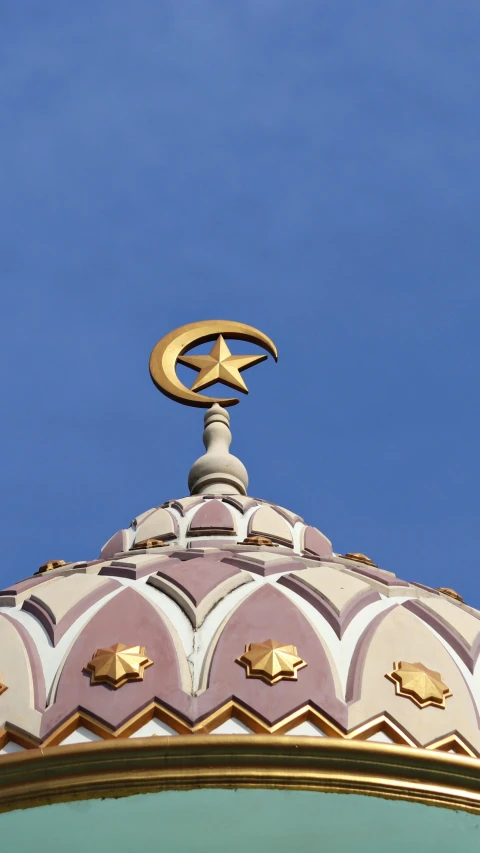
[2,789,480,852]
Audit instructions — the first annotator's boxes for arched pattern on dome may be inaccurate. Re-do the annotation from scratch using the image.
[197,585,346,730]
[147,554,252,627]
[269,504,304,525]
[100,529,130,559]
[164,497,203,516]
[300,526,332,557]
[403,599,480,673]
[0,614,45,740]
[22,575,120,646]
[97,495,335,557]
[188,501,236,536]
[40,587,191,740]
[248,506,293,546]
[134,507,178,543]
[220,495,258,512]
[346,604,480,751]
[279,565,380,638]
[0,574,65,608]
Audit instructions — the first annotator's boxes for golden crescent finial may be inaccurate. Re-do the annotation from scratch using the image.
[149,320,278,408]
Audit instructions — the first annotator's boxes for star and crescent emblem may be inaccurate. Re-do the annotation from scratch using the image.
[149,320,278,407]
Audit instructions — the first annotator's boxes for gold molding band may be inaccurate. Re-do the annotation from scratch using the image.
[0,736,480,815]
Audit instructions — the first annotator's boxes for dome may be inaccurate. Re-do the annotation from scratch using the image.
[0,490,478,758]
[1,324,480,844]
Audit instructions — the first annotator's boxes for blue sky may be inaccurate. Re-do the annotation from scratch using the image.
[1,1,479,603]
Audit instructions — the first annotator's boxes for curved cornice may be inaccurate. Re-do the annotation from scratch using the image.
[0,735,480,815]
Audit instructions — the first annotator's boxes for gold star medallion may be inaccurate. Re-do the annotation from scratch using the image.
[386,661,452,709]
[0,678,7,697]
[84,643,153,689]
[133,538,167,550]
[37,560,67,574]
[178,335,267,394]
[438,587,463,602]
[236,639,307,685]
[343,553,378,568]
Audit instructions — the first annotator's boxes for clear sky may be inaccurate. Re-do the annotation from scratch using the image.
[1,2,479,604]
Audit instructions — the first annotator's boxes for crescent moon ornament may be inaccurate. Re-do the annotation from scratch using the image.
[149,320,278,407]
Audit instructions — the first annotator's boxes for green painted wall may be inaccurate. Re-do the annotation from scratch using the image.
[2,789,480,852]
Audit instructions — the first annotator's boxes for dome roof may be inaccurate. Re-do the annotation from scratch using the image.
[0,329,479,818]
[0,488,478,757]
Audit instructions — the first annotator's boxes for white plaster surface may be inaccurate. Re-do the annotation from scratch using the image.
[286,721,326,737]
[0,741,25,754]
[111,554,169,569]
[210,719,253,734]
[234,551,295,568]
[419,598,480,646]
[133,718,178,737]
[60,727,102,745]
[292,565,372,614]
[366,731,395,744]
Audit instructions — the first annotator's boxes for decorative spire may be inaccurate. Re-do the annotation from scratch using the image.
[188,404,248,495]
[149,321,277,495]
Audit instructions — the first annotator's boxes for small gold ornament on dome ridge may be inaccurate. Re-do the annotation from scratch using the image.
[343,553,378,568]
[84,643,153,689]
[241,535,277,547]
[37,560,67,574]
[132,538,167,550]
[386,661,452,709]
[236,640,307,685]
[438,587,464,602]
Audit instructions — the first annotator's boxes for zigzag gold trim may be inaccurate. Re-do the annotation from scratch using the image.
[192,701,345,736]
[0,725,41,751]
[0,701,477,759]
[425,733,478,758]
[41,704,192,747]
[343,714,418,747]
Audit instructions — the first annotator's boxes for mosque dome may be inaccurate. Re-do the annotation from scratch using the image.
[1,324,479,849]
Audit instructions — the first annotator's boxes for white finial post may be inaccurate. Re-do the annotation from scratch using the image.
[188,404,248,495]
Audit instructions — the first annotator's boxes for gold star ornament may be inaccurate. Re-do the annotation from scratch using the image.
[84,643,153,689]
[178,334,267,394]
[438,587,463,602]
[343,553,378,568]
[37,560,68,574]
[386,661,452,709]
[236,639,307,685]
